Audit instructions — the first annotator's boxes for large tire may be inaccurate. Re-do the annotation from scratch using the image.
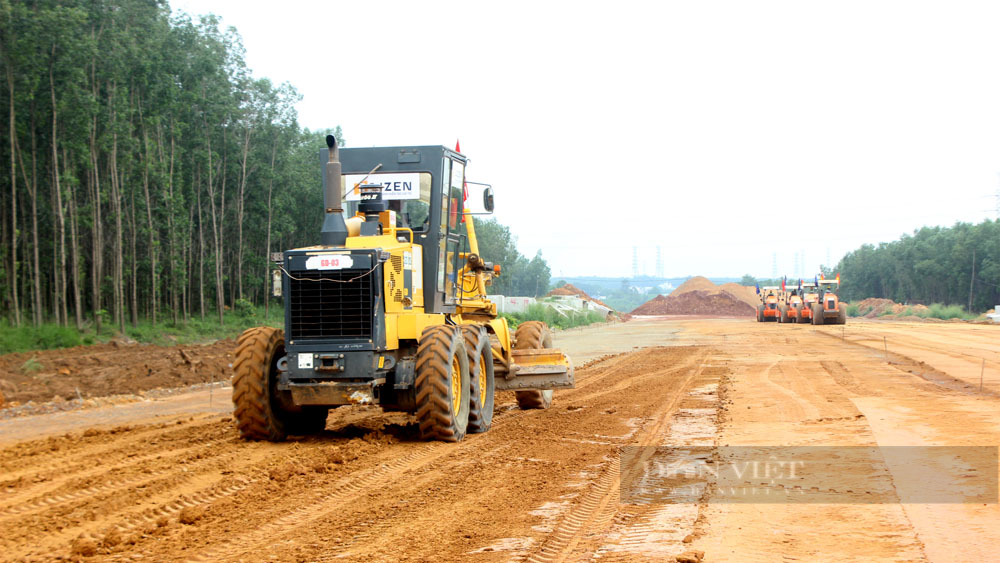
[232,326,328,441]
[415,325,470,442]
[812,303,825,325]
[779,306,788,324]
[513,321,554,410]
[756,305,764,323]
[838,303,847,325]
[462,325,495,434]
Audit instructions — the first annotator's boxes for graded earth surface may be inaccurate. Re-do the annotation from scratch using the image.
[1,317,998,562]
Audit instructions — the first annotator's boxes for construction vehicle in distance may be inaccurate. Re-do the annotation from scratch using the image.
[780,286,805,323]
[231,137,574,443]
[756,286,781,322]
[798,281,818,324]
[812,277,847,325]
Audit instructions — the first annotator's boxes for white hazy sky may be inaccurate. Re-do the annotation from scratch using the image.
[173,0,1000,279]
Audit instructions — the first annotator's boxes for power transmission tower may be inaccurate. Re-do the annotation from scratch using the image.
[632,246,638,278]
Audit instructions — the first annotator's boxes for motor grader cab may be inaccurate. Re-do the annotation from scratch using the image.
[812,277,847,325]
[232,137,574,443]
[756,286,781,322]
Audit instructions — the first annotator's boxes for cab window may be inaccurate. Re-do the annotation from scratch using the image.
[341,172,432,232]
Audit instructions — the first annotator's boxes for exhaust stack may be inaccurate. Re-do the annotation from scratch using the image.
[321,135,348,246]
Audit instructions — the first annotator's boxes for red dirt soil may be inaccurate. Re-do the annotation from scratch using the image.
[631,290,755,317]
[632,277,757,317]
[0,340,234,406]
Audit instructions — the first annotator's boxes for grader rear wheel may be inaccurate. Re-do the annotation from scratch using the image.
[462,325,495,433]
[513,321,554,410]
[415,325,470,442]
[232,326,328,442]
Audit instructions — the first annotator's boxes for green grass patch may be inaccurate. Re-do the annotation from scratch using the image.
[922,303,975,320]
[502,303,606,331]
[846,304,860,317]
[0,303,285,355]
[0,324,83,354]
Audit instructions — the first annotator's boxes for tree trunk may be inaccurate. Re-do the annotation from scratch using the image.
[50,49,68,327]
[64,146,82,330]
[196,165,205,322]
[204,125,224,324]
[6,61,20,326]
[141,127,156,326]
[236,124,252,301]
[128,182,138,328]
[264,138,277,318]
[90,112,103,335]
[109,81,124,333]
[28,115,41,325]
[166,125,177,324]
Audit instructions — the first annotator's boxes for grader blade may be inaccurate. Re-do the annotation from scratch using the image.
[495,348,575,391]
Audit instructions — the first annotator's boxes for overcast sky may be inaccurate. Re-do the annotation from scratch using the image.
[173,0,1000,280]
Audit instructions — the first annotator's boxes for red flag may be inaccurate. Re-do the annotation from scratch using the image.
[455,140,461,153]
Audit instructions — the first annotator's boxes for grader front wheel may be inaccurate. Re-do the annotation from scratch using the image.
[232,326,327,441]
[462,325,495,434]
[415,325,471,442]
[513,321,555,410]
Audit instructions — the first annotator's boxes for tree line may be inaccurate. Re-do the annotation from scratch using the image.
[0,0,338,332]
[835,219,1000,311]
[473,218,551,297]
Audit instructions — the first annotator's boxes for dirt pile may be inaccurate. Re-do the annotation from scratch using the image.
[855,298,930,319]
[632,276,757,317]
[546,283,615,311]
[717,283,760,307]
[670,276,718,295]
[669,277,758,308]
[631,290,755,317]
[0,340,234,406]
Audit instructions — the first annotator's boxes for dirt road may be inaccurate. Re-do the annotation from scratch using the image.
[1,317,998,561]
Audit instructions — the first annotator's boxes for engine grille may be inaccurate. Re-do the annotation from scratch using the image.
[288,269,375,340]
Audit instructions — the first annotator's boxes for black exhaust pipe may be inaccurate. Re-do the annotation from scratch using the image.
[320,135,348,246]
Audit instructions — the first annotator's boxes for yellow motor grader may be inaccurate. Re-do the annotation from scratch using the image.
[231,137,574,442]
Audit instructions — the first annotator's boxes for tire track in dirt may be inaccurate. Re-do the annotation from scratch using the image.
[3,346,703,562]
[0,433,232,512]
[0,415,223,483]
[518,351,716,563]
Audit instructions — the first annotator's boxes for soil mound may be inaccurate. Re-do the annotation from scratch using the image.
[546,283,615,311]
[671,276,717,296]
[717,283,760,307]
[0,340,233,406]
[631,290,755,317]
[854,298,930,319]
[668,277,758,308]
